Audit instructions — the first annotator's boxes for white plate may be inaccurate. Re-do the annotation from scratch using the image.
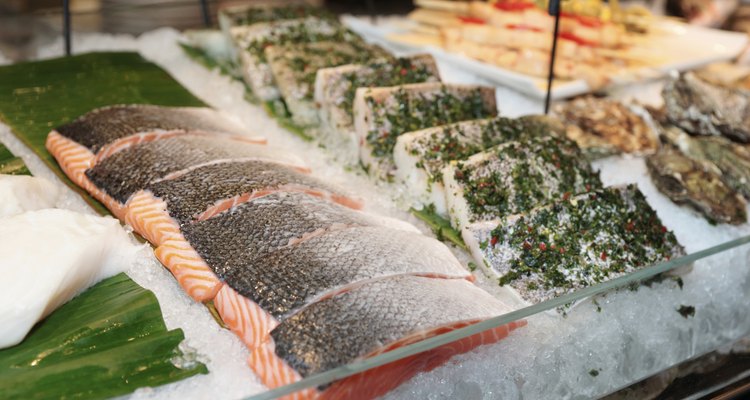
[343,15,749,99]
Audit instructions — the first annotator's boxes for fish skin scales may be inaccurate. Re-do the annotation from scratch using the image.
[144,160,360,227]
[250,276,521,399]
[85,135,305,204]
[55,104,252,153]
[181,192,417,279]
[220,225,471,322]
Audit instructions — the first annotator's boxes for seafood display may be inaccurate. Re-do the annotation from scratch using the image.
[443,136,602,230]
[464,185,685,305]
[646,146,747,225]
[662,72,750,143]
[0,175,61,217]
[552,95,658,157]
[45,103,523,398]
[394,115,563,215]
[354,83,498,178]
[0,209,138,348]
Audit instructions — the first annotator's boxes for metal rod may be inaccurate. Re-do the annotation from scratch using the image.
[63,0,71,56]
[200,0,211,27]
[544,0,562,114]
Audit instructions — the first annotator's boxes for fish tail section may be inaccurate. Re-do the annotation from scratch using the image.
[320,320,527,400]
[125,190,182,245]
[154,238,223,302]
[215,285,280,349]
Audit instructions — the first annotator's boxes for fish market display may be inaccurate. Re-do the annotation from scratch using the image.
[394,115,563,215]
[0,175,61,218]
[464,185,685,305]
[663,72,750,143]
[250,276,524,399]
[646,146,747,225]
[660,123,750,200]
[443,136,602,230]
[0,209,138,348]
[266,41,390,126]
[314,55,440,143]
[126,160,361,247]
[354,82,498,178]
[84,135,306,219]
[212,224,473,348]
[229,17,361,101]
[552,95,658,157]
[47,101,521,400]
[46,104,262,188]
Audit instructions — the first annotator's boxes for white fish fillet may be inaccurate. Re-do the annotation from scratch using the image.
[0,209,140,348]
[0,175,61,218]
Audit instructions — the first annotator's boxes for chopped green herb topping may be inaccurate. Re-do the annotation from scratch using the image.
[677,305,695,318]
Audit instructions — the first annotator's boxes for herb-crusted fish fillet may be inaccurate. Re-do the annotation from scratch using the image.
[219,2,328,31]
[46,104,263,190]
[84,135,307,218]
[126,160,362,247]
[249,276,525,400]
[663,72,750,143]
[265,41,390,127]
[155,191,417,303]
[214,226,472,348]
[443,136,601,230]
[353,82,498,179]
[646,146,747,225]
[463,185,685,305]
[394,115,564,215]
[314,55,440,146]
[230,17,361,101]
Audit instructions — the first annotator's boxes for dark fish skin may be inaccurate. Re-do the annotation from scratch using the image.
[145,160,345,226]
[269,276,508,379]
[56,105,247,152]
[181,192,407,278]
[85,135,273,204]
[221,226,470,321]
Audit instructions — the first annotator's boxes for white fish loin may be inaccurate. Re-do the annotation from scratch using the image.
[353,82,497,180]
[393,132,449,215]
[0,209,140,348]
[0,175,61,218]
[442,158,481,230]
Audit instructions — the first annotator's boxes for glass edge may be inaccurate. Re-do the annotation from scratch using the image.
[245,234,750,400]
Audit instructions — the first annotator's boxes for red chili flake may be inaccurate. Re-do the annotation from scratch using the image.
[666,255,671,261]
[625,221,635,231]
[400,68,408,76]
[559,247,566,254]
[585,184,591,191]
[490,236,499,246]
[661,225,667,233]
[600,251,607,261]
[432,145,441,152]
[550,243,556,250]
[522,241,532,250]
[562,192,571,201]
[539,243,547,251]
[555,162,561,168]
[527,226,533,233]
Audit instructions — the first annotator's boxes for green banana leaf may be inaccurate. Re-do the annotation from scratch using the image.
[0,53,208,398]
[0,52,205,214]
[0,273,207,400]
[0,143,30,175]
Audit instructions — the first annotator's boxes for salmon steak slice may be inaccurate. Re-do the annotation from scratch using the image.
[249,276,524,400]
[156,192,417,303]
[125,160,361,247]
[212,225,472,348]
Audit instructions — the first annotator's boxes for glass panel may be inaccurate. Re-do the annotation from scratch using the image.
[247,236,750,400]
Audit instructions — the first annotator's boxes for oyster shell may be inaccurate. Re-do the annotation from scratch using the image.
[661,124,750,199]
[646,146,747,225]
[662,72,750,143]
[552,95,659,158]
